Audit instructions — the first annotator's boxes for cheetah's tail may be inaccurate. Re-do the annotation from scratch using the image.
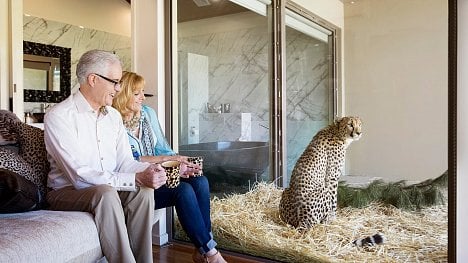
[352,233,385,247]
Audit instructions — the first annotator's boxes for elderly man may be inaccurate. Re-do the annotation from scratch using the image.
[44,49,166,263]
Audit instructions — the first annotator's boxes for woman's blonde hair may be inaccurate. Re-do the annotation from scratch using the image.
[112,71,145,118]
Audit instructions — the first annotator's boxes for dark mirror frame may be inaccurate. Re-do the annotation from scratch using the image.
[448,0,456,261]
[23,41,71,103]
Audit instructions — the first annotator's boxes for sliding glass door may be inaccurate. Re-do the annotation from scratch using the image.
[284,5,336,184]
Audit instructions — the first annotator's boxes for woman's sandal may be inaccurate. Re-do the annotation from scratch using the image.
[192,250,205,263]
[192,250,227,263]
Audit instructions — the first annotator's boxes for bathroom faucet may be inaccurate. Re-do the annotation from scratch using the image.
[40,103,51,113]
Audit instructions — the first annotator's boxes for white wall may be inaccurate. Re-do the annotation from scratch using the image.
[292,0,344,29]
[0,0,24,117]
[23,0,130,37]
[0,0,12,109]
[131,0,162,116]
[457,0,468,260]
[343,0,447,182]
[132,0,169,246]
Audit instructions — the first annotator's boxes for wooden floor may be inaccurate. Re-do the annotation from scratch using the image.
[152,242,277,263]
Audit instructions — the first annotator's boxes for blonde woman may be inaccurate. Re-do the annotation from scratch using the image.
[113,71,226,263]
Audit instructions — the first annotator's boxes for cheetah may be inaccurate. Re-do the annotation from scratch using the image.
[279,116,362,229]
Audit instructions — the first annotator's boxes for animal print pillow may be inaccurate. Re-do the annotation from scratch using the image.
[0,110,21,146]
[16,123,49,199]
[0,148,37,185]
[0,149,42,213]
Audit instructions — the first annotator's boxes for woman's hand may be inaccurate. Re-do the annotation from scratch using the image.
[139,154,201,178]
[178,156,202,178]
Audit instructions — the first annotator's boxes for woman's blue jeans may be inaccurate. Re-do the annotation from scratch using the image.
[154,175,216,254]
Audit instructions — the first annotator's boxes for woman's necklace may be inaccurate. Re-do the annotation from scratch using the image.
[123,114,141,133]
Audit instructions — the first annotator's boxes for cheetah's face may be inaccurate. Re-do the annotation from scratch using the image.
[338,116,362,141]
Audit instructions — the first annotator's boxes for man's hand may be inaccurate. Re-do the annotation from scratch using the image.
[135,163,167,189]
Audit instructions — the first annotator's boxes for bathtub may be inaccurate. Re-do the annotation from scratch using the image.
[178,141,269,186]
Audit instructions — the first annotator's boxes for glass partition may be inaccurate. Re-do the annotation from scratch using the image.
[176,0,272,196]
[169,0,448,262]
[284,8,335,183]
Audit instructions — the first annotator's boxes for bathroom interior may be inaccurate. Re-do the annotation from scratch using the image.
[176,0,331,194]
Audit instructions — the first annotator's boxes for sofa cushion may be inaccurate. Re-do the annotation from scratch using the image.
[0,210,103,263]
[17,123,49,198]
[0,168,41,213]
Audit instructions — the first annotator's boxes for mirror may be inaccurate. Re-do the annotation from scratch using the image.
[23,41,71,103]
[24,54,60,92]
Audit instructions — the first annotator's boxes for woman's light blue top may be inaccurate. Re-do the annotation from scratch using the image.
[126,105,176,158]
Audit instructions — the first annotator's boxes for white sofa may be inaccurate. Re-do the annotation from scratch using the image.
[0,209,167,263]
[0,110,167,262]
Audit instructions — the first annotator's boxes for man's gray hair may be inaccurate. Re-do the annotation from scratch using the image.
[76,50,122,85]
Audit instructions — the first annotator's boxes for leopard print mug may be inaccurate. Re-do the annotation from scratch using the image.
[161,160,180,188]
[187,156,203,177]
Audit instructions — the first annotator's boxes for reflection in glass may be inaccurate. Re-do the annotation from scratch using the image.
[285,11,334,184]
[177,0,271,196]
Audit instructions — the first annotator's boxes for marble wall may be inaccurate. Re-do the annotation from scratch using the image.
[178,23,270,145]
[178,17,331,178]
[23,15,131,109]
[284,27,331,177]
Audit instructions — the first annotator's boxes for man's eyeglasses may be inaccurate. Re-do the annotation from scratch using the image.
[94,73,121,89]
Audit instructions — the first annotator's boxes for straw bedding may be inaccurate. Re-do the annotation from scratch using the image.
[175,182,447,262]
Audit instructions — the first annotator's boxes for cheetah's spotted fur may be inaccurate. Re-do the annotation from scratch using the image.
[279,116,362,229]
